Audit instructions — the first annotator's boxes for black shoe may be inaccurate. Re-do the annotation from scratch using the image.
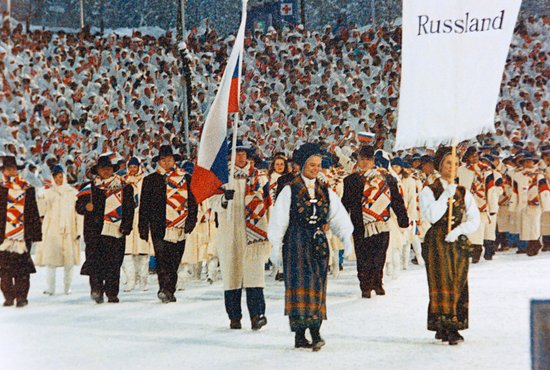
[362,290,371,299]
[295,330,312,349]
[169,293,177,302]
[516,249,527,254]
[275,272,284,281]
[374,287,385,296]
[339,264,343,271]
[435,329,449,342]
[230,320,242,329]
[447,330,464,345]
[158,291,171,304]
[107,297,120,303]
[251,314,267,330]
[411,257,419,265]
[3,299,14,307]
[91,291,104,304]
[310,328,325,352]
[484,255,493,261]
[16,299,28,308]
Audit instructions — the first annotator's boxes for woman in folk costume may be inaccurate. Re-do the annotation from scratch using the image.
[210,141,271,331]
[35,165,80,295]
[121,157,150,292]
[139,145,198,303]
[268,143,354,351]
[391,158,425,269]
[0,156,42,307]
[76,154,135,304]
[266,153,289,281]
[419,147,480,345]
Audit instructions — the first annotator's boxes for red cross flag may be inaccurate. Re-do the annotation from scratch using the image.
[281,3,293,16]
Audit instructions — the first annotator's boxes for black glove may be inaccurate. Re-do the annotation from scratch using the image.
[184,221,196,234]
[224,189,235,201]
[120,228,132,237]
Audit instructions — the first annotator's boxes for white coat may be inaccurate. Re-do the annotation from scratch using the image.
[35,182,80,267]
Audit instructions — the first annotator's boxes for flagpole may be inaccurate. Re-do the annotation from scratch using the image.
[448,144,457,233]
[227,0,247,220]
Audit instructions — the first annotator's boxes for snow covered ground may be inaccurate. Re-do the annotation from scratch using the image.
[1,250,548,370]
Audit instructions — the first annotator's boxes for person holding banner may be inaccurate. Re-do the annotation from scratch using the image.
[268,143,353,351]
[138,145,198,303]
[210,142,270,331]
[420,147,480,345]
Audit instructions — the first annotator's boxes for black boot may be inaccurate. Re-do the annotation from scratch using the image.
[435,329,449,342]
[447,329,464,345]
[483,240,494,260]
[294,329,312,349]
[230,319,242,329]
[91,291,104,304]
[310,328,325,352]
[158,291,171,303]
[251,314,267,330]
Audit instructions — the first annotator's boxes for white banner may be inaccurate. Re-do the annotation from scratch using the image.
[394,0,522,150]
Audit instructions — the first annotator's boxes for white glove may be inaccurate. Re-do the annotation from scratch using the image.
[443,184,458,199]
[444,228,462,243]
[270,244,281,267]
[343,238,353,258]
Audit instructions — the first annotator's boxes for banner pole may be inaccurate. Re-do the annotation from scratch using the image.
[448,145,457,233]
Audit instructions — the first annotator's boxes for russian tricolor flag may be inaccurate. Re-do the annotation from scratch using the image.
[191,0,247,204]
[357,131,375,144]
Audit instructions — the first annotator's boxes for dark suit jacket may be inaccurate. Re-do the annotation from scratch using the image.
[138,172,198,241]
[0,186,42,248]
[342,172,409,242]
[76,181,135,244]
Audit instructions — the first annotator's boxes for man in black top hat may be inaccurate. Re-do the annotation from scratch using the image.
[342,146,408,298]
[0,156,42,307]
[139,145,198,303]
[76,154,135,303]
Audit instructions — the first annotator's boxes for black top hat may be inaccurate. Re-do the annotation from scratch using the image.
[519,153,539,163]
[1,156,25,170]
[541,144,550,155]
[356,145,375,159]
[91,155,120,175]
[152,145,181,163]
[461,146,478,163]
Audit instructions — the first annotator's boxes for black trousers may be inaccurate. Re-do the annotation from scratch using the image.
[354,232,390,293]
[82,236,125,299]
[152,238,185,296]
[0,274,30,302]
[224,288,265,321]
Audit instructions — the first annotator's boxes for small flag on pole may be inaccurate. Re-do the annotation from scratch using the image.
[357,131,376,144]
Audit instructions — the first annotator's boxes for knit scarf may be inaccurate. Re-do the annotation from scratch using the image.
[95,174,124,238]
[0,175,29,242]
[523,170,550,206]
[235,163,269,246]
[361,168,392,237]
[466,163,491,212]
[158,166,189,243]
